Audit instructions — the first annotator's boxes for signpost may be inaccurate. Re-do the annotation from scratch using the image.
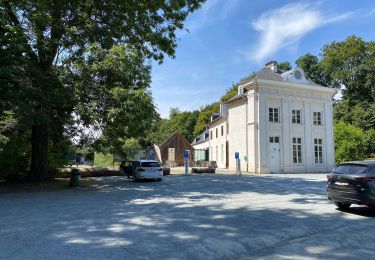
[184,150,189,175]
[235,152,241,175]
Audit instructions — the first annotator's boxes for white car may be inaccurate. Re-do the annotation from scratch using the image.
[120,160,163,181]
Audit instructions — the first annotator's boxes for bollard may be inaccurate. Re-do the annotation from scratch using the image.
[70,168,81,187]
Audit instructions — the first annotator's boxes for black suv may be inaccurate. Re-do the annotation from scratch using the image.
[327,161,375,210]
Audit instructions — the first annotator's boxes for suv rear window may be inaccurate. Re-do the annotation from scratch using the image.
[334,164,368,175]
[141,162,160,168]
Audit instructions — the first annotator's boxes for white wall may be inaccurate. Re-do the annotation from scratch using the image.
[228,99,247,171]
[257,83,335,173]
[247,90,257,172]
[208,118,228,168]
[192,140,209,151]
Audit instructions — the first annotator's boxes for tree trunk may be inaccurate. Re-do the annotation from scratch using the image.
[28,124,50,181]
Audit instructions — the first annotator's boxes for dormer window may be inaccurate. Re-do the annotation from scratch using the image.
[294,70,302,80]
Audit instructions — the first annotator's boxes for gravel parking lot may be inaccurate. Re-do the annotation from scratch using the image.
[0,174,374,259]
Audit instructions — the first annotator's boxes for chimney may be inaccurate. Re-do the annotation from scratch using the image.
[265,60,278,72]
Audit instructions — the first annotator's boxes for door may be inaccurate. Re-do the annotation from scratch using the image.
[269,137,281,173]
[168,148,175,162]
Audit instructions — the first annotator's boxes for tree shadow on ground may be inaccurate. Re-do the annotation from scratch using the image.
[1,174,374,259]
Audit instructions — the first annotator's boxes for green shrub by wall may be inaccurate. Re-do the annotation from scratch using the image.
[334,121,367,164]
[94,153,114,167]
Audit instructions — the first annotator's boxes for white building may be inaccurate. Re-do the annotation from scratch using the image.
[196,61,337,173]
[191,129,210,161]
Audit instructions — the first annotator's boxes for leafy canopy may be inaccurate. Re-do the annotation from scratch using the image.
[0,0,206,179]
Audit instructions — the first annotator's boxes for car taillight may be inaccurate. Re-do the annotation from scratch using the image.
[354,176,375,183]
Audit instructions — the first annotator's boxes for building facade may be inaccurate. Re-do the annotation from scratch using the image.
[198,61,337,173]
[155,132,194,166]
[191,130,210,161]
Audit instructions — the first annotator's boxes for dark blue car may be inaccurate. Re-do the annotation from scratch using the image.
[327,161,375,210]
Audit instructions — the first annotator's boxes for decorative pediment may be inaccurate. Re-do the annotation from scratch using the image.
[281,67,309,85]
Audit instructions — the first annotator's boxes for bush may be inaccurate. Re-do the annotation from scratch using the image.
[0,131,31,180]
[334,121,367,164]
[94,153,114,167]
[364,129,375,157]
[48,137,73,176]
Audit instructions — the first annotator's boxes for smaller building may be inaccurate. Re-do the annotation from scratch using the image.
[154,132,194,166]
[207,106,229,169]
[191,129,210,161]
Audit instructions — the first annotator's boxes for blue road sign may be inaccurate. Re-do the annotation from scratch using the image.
[184,150,189,159]
[235,152,239,159]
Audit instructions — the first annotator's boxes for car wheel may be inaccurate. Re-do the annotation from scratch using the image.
[334,202,351,210]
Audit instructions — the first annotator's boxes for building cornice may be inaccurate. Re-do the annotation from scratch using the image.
[255,79,337,96]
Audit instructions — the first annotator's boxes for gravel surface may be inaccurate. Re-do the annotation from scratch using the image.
[0,174,374,259]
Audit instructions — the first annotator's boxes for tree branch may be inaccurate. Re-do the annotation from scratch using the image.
[3,0,39,63]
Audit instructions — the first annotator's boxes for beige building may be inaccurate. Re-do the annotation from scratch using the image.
[194,61,337,173]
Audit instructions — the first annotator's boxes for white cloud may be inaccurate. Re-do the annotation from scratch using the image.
[249,3,352,62]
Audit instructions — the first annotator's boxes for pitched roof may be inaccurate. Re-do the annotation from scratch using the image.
[191,129,209,145]
[158,131,193,150]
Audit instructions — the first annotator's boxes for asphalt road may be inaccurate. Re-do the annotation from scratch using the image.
[0,174,374,259]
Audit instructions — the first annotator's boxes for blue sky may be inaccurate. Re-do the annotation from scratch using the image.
[151,0,375,118]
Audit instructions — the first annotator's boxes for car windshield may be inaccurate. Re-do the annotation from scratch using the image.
[333,164,368,175]
[141,162,160,168]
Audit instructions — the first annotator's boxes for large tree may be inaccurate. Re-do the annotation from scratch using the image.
[155,108,199,144]
[71,44,159,157]
[295,53,331,86]
[296,36,375,159]
[320,36,375,104]
[0,0,205,181]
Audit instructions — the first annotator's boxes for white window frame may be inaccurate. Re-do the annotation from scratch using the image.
[292,109,301,124]
[313,111,322,126]
[269,136,280,143]
[292,137,303,164]
[314,138,324,164]
[269,107,280,123]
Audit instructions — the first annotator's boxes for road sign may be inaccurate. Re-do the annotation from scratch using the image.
[184,150,189,159]
[184,150,189,175]
[235,152,239,159]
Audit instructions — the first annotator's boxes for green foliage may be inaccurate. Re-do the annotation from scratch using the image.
[1,0,205,180]
[192,72,257,137]
[221,86,238,102]
[155,108,200,144]
[193,102,220,137]
[297,37,375,160]
[295,53,330,86]
[364,129,375,157]
[0,131,31,180]
[334,121,367,164]
[71,44,158,157]
[119,137,142,160]
[320,36,374,103]
[334,100,375,131]
[94,153,114,168]
[278,61,292,71]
